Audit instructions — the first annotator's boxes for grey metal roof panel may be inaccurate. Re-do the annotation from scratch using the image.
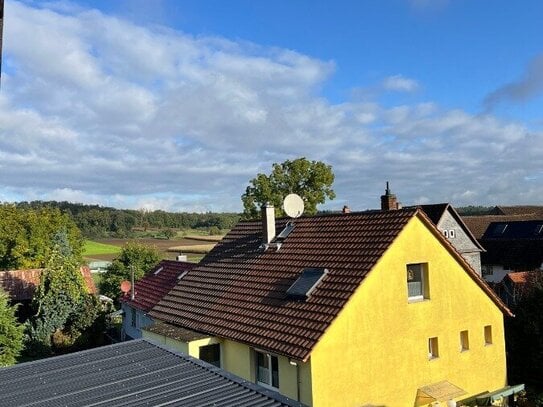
[0,340,304,407]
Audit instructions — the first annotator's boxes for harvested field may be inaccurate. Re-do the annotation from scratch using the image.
[167,244,215,254]
[183,235,224,242]
[86,237,213,263]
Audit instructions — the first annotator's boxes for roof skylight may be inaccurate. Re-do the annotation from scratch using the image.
[286,268,328,301]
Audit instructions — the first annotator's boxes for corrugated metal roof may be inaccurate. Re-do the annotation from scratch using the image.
[0,340,304,407]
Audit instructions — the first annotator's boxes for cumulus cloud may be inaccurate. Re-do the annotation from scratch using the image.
[0,0,541,212]
[382,75,420,92]
[484,53,543,110]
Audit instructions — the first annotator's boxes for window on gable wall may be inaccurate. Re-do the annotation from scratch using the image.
[449,229,456,238]
[460,330,469,351]
[407,263,429,301]
[256,350,279,389]
[428,337,439,359]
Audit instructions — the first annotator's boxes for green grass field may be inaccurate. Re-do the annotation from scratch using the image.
[83,240,122,256]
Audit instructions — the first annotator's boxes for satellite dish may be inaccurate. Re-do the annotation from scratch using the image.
[120,280,131,294]
[283,193,304,218]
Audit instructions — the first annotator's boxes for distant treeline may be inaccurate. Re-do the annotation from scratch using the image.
[15,201,240,238]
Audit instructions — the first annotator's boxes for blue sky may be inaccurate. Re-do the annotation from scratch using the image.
[1,0,542,212]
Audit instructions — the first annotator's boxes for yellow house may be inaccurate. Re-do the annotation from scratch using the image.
[146,206,516,407]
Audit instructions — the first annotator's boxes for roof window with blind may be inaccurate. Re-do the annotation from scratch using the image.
[286,268,328,300]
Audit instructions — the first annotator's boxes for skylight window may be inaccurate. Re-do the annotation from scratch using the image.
[534,224,543,235]
[153,266,164,275]
[491,223,508,236]
[286,268,328,300]
[177,270,189,280]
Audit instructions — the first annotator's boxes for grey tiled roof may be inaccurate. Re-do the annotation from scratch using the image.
[0,340,304,407]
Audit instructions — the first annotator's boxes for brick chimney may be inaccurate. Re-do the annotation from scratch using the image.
[380,182,400,211]
[262,203,276,244]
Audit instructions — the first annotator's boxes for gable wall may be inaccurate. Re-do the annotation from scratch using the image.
[438,211,482,275]
[309,215,506,407]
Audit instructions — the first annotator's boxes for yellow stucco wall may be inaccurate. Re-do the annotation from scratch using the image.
[309,215,507,407]
[142,329,189,354]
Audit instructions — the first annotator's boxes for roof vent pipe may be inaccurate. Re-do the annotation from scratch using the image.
[262,203,276,244]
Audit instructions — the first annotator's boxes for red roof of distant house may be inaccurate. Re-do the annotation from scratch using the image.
[0,266,97,301]
[120,260,195,313]
[506,271,530,284]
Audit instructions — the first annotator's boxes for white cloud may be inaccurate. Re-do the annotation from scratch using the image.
[0,0,542,213]
[382,75,420,92]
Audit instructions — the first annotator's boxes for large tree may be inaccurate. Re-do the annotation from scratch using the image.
[241,157,335,220]
[0,204,82,270]
[25,231,100,356]
[99,243,160,303]
[0,289,24,366]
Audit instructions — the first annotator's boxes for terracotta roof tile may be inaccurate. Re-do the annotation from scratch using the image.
[120,260,195,312]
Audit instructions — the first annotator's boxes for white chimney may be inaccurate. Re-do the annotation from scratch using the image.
[176,254,187,262]
[262,203,276,244]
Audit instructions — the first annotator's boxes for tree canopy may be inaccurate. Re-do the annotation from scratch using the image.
[100,243,161,302]
[0,204,83,270]
[241,157,335,219]
[14,201,240,238]
[0,289,24,366]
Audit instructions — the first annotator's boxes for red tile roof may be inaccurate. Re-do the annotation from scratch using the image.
[150,209,510,361]
[506,271,530,284]
[0,267,96,300]
[121,260,195,312]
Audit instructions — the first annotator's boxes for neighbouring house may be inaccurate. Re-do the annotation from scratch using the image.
[0,266,96,320]
[119,259,195,340]
[142,205,517,407]
[462,205,543,283]
[0,339,303,407]
[379,183,484,275]
[463,216,543,283]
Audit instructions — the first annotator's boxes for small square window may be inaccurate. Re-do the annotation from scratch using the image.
[428,337,439,359]
[407,263,429,301]
[200,344,221,367]
[484,325,493,345]
[460,330,469,351]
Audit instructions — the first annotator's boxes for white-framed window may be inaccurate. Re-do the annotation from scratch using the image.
[449,229,456,238]
[460,330,469,351]
[428,337,439,359]
[407,263,429,301]
[482,265,493,277]
[199,344,221,367]
[443,230,449,238]
[255,350,279,389]
[484,325,493,345]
